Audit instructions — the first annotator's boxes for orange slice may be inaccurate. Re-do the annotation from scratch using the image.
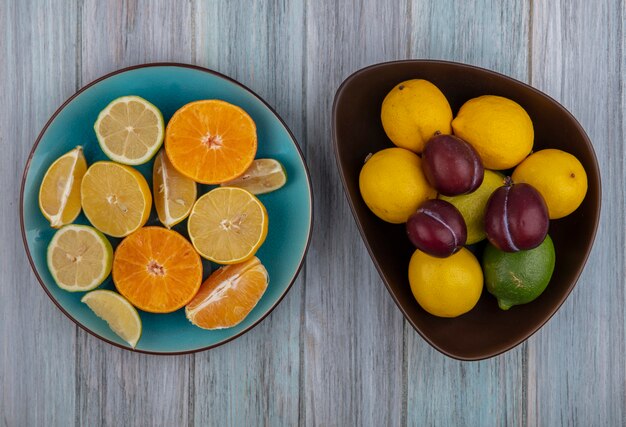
[185,256,269,329]
[164,100,257,184]
[187,187,268,264]
[112,227,203,313]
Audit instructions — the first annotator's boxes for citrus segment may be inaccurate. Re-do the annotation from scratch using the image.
[220,158,287,195]
[47,224,113,292]
[81,161,152,238]
[94,96,164,165]
[153,150,197,228]
[112,227,203,313]
[38,146,87,228]
[185,256,269,329]
[81,290,142,348]
[165,100,257,184]
[188,187,268,264]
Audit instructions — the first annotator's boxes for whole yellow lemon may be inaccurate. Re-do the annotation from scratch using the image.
[359,148,436,224]
[452,95,534,170]
[512,149,588,219]
[408,248,483,318]
[381,79,453,154]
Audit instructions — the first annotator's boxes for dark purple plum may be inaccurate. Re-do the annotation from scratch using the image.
[406,199,467,258]
[422,134,484,196]
[485,179,549,252]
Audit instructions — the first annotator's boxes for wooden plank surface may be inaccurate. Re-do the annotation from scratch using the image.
[1,0,624,426]
[526,0,626,424]
[302,1,409,425]
[0,1,79,426]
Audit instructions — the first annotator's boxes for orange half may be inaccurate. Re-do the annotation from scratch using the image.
[185,257,268,329]
[165,100,257,184]
[113,227,203,313]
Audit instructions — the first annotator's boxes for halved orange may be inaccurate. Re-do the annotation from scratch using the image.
[165,100,257,184]
[185,256,268,329]
[112,227,203,313]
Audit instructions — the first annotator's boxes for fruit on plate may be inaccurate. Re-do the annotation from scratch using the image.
[81,289,142,348]
[94,96,164,165]
[380,79,453,153]
[408,248,483,318]
[186,256,269,329]
[512,149,588,219]
[188,187,268,264]
[38,146,87,228]
[221,158,287,195]
[80,161,152,238]
[422,133,484,196]
[113,227,202,313]
[483,234,555,310]
[440,170,505,244]
[485,179,549,252]
[406,199,467,258]
[165,100,257,184]
[452,95,533,170]
[47,224,113,292]
[359,147,436,224]
[153,149,197,228]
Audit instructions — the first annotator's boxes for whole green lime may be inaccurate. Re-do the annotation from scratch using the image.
[482,235,556,310]
[440,170,505,244]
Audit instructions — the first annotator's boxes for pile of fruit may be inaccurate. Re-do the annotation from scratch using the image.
[39,96,287,347]
[359,79,588,318]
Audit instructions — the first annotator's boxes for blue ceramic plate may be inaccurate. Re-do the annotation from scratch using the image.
[20,63,313,354]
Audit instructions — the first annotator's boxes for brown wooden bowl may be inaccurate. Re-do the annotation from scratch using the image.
[332,60,601,361]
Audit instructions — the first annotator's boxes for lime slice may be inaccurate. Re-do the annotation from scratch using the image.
[81,290,142,348]
[94,96,164,165]
[47,224,113,292]
[153,150,197,228]
[38,146,87,228]
[220,159,287,195]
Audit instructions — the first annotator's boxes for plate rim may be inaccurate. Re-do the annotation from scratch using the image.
[331,59,602,361]
[20,62,314,355]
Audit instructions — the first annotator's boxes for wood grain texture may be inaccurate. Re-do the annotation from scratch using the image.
[406,2,529,425]
[303,1,410,426]
[75,1,194,426]
[192,1,304,425]
[1,0,625,425]
[527,0,626,425]
[0,1,79,425]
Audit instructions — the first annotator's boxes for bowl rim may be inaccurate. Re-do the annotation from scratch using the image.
[20,62,314,355]
[332,59,602,361]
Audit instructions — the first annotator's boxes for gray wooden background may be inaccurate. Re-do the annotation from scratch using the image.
[1,0,624,426]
